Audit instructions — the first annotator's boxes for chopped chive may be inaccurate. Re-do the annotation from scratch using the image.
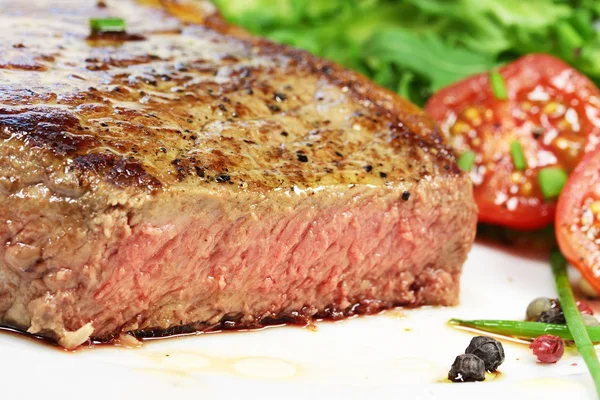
[457,150,476,172]
[551,248,600,398]
[538,167,568,199]
[489,69,507,100]
[90,17,126,33]
[510,141,527,171]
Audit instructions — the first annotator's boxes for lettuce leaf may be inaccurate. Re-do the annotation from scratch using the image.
[363,28,498,91]
[213,0,600,105]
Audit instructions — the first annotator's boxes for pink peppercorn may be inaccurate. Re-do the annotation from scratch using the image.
[530,335,565,363]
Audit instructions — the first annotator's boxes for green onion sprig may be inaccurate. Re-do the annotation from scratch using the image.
[457,150,476,172]
[90,17,126,33]
[510,141,527,171]
[551,248,600,398]
[538,167,568,199]
[489,69,507,100]
[448,319,600,342]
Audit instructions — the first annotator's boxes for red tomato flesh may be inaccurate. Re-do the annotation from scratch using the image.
[556,147,600,293]
[425,54,600,230]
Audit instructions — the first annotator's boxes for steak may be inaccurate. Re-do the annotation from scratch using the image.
[0,0,477,349]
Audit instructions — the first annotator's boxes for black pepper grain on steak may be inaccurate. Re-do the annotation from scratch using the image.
[0,0,477,349]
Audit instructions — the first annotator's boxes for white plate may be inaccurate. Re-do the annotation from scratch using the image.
[1,241,597,400]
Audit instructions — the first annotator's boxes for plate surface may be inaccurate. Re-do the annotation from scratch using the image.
[1,241,597,399]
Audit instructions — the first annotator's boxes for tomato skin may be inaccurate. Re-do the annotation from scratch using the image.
[426,54,600,230]
[477,193,555,231]
[556,147,600,293]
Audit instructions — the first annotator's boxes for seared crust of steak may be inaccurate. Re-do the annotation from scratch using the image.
[0,0,477,348]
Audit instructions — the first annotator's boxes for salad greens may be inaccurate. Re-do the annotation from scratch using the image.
[214,0,600,106]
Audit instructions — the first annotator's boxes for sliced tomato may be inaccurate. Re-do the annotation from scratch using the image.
[425,54,600,230]
[556,147,600,293]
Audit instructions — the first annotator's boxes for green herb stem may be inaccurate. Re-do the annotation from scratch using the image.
[90,17,126,33]
[448,318,600,341]
[457,150,476,172]
[551,248,600,398]
[489,69,508,100]
[510,141,527,171]
[538,167,568,199]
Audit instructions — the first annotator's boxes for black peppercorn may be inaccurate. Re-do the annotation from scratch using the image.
[296,153,309,162]
[448,354,485,382]
[215,174,231,183]
[538,308,566,324]
[465,336,505,371]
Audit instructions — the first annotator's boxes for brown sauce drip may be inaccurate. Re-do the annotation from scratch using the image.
[0,299,410,350]
[130,299,396,339]
[0,324,60,349]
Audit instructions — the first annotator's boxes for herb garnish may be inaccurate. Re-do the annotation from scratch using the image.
[90,17,126,34]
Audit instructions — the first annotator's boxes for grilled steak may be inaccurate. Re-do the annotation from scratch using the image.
[0,0,477,349]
